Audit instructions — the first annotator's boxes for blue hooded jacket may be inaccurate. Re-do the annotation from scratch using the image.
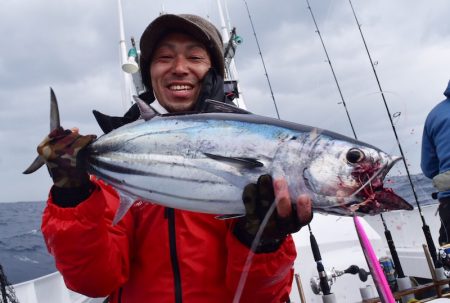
[421,80,450,199]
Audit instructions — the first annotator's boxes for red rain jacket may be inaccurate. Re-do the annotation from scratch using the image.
[42,179,297,303]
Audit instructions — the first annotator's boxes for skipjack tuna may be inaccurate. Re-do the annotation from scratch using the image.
[25,90,413,223]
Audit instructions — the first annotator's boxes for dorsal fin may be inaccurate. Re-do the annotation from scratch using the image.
[203,152,263,169]
[133,95,160,121]
[50,87,61,131]
[203,99,251,114]
[24,87,58,174]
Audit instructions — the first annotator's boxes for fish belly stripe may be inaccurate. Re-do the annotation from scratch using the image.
[90,165,234,204]
[90,154,224,185]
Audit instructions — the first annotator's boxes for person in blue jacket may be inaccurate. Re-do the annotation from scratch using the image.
[421,80,450,245]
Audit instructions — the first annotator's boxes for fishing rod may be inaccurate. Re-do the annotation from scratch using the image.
[308,225,332,296]
[242,1,333,298]
[0,264,18,303]
[304,0,409,284]
[303,2,357,298]
[242,0,280,119]
[348,0,440,269]
[305,0,357,140]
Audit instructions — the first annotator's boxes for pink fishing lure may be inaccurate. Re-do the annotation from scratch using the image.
[354,216,395,303]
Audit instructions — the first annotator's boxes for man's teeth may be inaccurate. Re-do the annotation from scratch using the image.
[169,85,192,91]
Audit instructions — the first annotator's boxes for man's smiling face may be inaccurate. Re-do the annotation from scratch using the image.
[150,32,212,112]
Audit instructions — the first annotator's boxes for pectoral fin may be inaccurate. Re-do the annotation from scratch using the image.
[203,152,263,169]
[112,191,136,225]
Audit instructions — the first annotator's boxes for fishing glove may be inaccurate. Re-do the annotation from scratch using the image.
[195,68,230,112]
[234,174,308,253]
[37,127,96,206]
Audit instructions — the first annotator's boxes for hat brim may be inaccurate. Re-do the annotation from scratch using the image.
[140,14,216,62]
[139,14,224,92]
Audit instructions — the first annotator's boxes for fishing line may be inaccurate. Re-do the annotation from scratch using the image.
[232,202,278,303]
[348,0,440,268]
[350,163,389,198]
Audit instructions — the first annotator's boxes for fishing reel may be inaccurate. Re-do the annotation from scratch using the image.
[310,265,370,295]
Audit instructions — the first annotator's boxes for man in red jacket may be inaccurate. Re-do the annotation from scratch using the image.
[37,14,312,303]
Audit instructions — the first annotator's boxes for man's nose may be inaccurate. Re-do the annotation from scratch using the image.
[172,56,189,74]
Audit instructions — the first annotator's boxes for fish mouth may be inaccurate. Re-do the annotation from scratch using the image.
[349,155,414,215]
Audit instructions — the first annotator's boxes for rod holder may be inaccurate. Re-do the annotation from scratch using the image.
[397,276,415,303]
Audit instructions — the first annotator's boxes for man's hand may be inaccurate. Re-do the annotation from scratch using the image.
[234,174,313,253]
[37,127,96,188]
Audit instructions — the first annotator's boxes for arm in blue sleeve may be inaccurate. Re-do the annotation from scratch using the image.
[421,123,439,178]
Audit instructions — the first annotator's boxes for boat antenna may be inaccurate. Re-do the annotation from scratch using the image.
[305,0,357,139]
[242,0,280,119]
[348,0,440,268]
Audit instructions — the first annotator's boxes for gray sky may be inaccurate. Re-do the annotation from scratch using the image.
[1,0,449,203]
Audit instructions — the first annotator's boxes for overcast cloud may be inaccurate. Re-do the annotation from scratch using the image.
[1,0,449,203]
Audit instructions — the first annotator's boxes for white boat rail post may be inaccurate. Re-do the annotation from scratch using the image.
[117,0,135,112]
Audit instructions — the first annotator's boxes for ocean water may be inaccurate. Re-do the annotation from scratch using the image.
[0,173,438,285]
[0,201,56,284]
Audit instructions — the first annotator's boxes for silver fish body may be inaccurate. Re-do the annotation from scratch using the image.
[86,111,412,221]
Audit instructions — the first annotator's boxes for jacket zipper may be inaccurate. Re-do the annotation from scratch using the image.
[165,207,182,303]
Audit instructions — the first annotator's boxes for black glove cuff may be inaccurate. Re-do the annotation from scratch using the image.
[233,224,285,254]
[51,180,97,208]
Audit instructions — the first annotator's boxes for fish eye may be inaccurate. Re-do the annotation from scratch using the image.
[346,148,365,164]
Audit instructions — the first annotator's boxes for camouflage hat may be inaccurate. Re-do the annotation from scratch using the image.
[139,14,224,92]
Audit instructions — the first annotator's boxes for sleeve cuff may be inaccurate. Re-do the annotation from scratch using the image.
[51,181,97,208]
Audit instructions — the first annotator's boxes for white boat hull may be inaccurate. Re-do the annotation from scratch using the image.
[13,272,105,303]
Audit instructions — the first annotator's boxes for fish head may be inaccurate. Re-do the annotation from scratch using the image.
[303,140,413,216]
